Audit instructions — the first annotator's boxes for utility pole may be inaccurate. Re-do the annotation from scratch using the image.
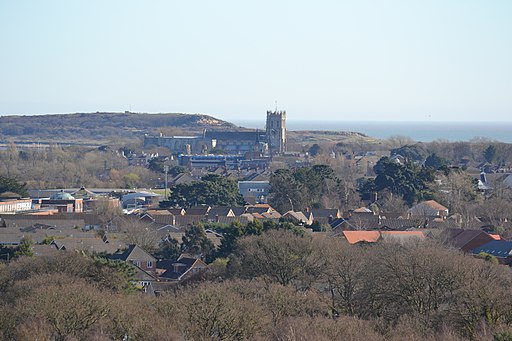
[164,165,169,201]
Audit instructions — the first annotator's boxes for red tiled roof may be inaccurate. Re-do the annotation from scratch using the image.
[423,200,448,211]
[342,231,380,244]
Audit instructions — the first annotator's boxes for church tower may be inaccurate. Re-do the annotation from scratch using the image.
[266,110,286,154]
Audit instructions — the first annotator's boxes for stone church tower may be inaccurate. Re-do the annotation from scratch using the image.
[266,110,286,154]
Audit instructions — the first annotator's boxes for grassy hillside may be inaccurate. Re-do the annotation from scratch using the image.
[0,112,238,142]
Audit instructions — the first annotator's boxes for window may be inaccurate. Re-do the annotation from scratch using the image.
[147,261,153,268]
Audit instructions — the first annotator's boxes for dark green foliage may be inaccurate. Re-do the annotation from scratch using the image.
[0,175,28,197]
[359,157,435,205]
[155,238,181,261]
[147,157,166,173]
[424,153,447,170]
[262,220,305,236]
[0,247,15,262]
[269,165,336,212]
[308,143,322,157]
[269,169,304,212]
[14,237,33,258]
[168,174,244,208]
[216,222,246,258]
[181,224,215,261]
[168,165,187,177]
[93,257,137,293]
[245,219,264,236]
[390,144,427,162]
[310,220,323,232]
[484,144,497,163]
[216,220,304,259]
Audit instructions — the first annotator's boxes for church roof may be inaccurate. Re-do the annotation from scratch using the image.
[204,131,264,141]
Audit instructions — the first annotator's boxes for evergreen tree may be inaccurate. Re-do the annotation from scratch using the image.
[14,236,34,257]
[0,175,28,197]
[483,145,497,163]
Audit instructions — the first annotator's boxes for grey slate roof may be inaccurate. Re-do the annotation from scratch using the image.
[109,244,156,262]
[472,240,512,258]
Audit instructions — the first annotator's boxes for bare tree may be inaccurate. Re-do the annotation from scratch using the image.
[235,230,321,288]
[120,218,161,254]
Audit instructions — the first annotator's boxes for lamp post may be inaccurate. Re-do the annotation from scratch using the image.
[164,165,169,201]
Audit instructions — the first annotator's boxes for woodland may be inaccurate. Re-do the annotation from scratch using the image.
[2,230,512,340]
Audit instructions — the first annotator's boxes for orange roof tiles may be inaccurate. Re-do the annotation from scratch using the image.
[342,231,381,244]
[423,200,448,211]
[489,234,501,240]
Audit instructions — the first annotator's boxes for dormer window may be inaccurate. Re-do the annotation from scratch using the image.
[147,261,153,268]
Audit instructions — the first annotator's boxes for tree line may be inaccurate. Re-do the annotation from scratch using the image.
[3,230,512,340]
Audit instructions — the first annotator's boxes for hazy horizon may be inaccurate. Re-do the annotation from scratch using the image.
[1,111,512,124]
[1,1,511,122]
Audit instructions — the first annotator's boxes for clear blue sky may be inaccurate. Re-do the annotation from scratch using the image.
[1,0,511,121]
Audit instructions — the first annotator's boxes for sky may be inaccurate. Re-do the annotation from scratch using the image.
[0,0,511,122]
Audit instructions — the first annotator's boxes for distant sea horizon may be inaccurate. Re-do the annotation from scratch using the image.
[232,120,512,144]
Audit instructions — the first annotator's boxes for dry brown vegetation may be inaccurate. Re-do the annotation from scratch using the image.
[2,231,512,340]
[0,112,236,142]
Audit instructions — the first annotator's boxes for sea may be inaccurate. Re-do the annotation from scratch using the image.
[232,120,512,144]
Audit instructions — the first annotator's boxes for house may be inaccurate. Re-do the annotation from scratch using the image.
[471,240,512,265]
[390,154,406,165]
[0,198,32,213]
[207,207,235,219]
[31,244,60,257]
[352,207,374,214]
[230,207,247,216]
[504,174,512,189]
[329,217,346,230]
[283,211,312,225]
[380,231,426,243]
[238,181,270,204]
[245,204,278,215]
[121,191,161,210]
[311,208,341,225]
[342,231,381,244]
[186,206,211,216]
[379,218,425,231]
[341,230,425,245]
[1,214,86,229]
[109,244,157,275]
[167,208,186,216]
[50,237,126,254]
[408,200,448,219]
[441,228,495,253]
[260,211,282,219]
[170,173,195,186]
[158,254,207,282]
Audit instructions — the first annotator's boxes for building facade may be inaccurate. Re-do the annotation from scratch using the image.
[265,110,286,154]
[144,110,286,155]
[0,199,32,213]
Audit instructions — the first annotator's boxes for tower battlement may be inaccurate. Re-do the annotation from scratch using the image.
[266,110,286,116]
[265,110,286,154]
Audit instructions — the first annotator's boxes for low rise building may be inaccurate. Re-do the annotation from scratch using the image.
[0,198,32,213]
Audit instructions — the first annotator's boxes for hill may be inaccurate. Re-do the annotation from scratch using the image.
[0,112,239,143]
